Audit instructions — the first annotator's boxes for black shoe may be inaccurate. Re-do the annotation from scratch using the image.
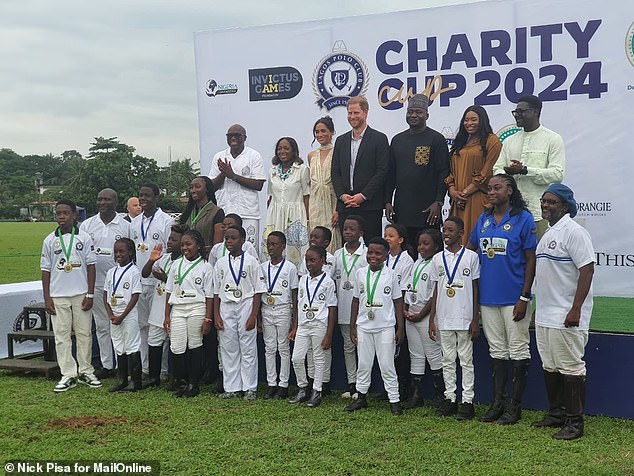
[306,389,322,408]
[215,380,225,394]
[403,375,424,409]
[321,382,331,396]
[497,402,521,425]
[456,402,475,421]
[436,399,458,417]
[275,386,289,399]
[344,393,368,412]
[288,388,309,404]
[263,386,278,400]
[180,384,200,398]
[95,367,114,380]
[390,402,404,416]
[532,412,566,428]
[480,400,506,423]
[165,379,187,392]
[553,417,584,440]
[120,352,142,392]
[110,354,128,392]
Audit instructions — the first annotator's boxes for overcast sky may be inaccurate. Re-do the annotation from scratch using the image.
[0,0,484,166]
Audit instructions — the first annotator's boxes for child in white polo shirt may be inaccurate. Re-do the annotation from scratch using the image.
[41,199,100,393]
[141,224,186,389]
[429,216,480,420]
[331,215,367,399]
[288,246,336,408]
[164,229,214,398]
[345,237,405,416]
[299,226,335,394]
[214,225,266,400]
[208,213,259,266]
[260,231,299,400]
[104,238,143,392]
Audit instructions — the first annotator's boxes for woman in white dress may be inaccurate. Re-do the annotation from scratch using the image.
[307,116,341,253]
[263,137,310,266]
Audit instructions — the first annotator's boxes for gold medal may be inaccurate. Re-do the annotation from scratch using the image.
[63,263,73,273]
[138,243,148,252]
[157,286,164,296]
[266,295,275,306]
[446,287,456,298]
[367,310,375,320]
[486,248,496,259]
[110,295,117,306]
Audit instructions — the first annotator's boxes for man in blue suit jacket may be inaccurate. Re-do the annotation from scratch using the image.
[331,96,389,241]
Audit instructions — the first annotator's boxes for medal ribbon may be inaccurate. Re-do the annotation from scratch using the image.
[177,257,203,286]
[268,259,285,294]
[306,272,327,309]
[190,201,211,227]
[161,257,173,277]
[442,247,466,286]
[342,251,360,279]
[113,262,134,296]
[140,210,157,241]
[229,252,245,287]
[57,227,75,266]
[411,258,432,292]
[387,251,402,270]
[365,267,383,307]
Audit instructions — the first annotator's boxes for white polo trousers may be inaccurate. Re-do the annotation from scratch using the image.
[169,303,205,355]
[218,300,258,393]
[136,284,155,373]
[406,317,443,374]
[261,305,292,387]
[356,327,400,404]
[292,320,328,392]
[481,304,531,360]
[92,286,115,369]
[439,330,474,403]
[535,325,588,376]
[51,295,94,378]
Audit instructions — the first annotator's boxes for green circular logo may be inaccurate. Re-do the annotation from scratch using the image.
[626,21,634,68]
[496,124,521,143]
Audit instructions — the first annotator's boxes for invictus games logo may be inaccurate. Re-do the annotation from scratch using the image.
[313,41,369,111]
[496,124,522,143]
[205,79,238,98]
[248,66,303,101]
[626,21,634,68]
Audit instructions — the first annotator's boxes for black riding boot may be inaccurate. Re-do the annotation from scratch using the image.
[497,359,530,425]
[480,359,508,422]
[553,375,586,440]
[532,370,566,428]
[110,354,129,392]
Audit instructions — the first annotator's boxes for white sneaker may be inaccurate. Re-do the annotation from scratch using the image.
[54,376,77,393]
[77,373,103,388]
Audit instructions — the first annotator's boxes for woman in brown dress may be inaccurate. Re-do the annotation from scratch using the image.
[445,105,502,244]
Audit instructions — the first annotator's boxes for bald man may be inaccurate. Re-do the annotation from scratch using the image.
[80,188,131,378]
[209,124,265,250]
[124,197,142,222]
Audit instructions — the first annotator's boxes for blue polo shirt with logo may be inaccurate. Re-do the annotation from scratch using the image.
[469,209,537,306]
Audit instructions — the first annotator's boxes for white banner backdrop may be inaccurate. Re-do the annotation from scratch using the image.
[195,0,634,297]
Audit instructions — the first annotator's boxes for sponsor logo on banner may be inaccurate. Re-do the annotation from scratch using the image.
[577,201,613,217]
[248,66,303,101]
[496,124,522,143]
[626,21,634,68]
[313,41,369,111]
[595,252,634,267]
[205,79,238,98]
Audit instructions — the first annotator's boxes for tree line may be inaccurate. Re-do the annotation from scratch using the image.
[0,137,198,219]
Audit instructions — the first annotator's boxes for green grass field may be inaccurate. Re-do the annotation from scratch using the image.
[1,374,633,476]
[1,222,631,333]
[1,225,633,474]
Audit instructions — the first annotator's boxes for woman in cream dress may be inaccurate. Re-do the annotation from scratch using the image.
[307,116,341,252]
